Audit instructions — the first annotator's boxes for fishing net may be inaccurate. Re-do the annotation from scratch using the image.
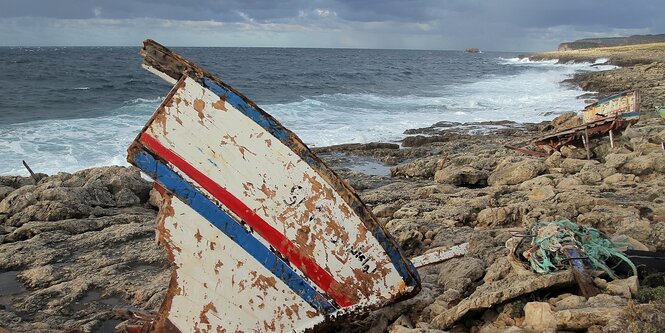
[521,219,637,279]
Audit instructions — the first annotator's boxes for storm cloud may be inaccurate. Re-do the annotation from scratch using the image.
[1,0,664,51]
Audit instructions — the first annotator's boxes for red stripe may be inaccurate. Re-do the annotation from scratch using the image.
[140,133,355,307]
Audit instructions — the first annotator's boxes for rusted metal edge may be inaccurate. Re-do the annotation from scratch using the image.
[531,115,637,150]
[138,40,421,297]
[410,243,469,268]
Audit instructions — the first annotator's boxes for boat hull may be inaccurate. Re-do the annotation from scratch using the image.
[127,40,420,332]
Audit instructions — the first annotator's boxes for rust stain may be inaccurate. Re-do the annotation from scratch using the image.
[242,182,255,197]
[212,98,227,111]
[251,274,277,291]
[194,229,203,243]
[259,183,277,199]
[306,310,318,318]
[193,98,206,120]
[263,320,276,331]
[198,302,218,325]
[214,260,223,275]
[264,139,272,148]
[220,134,256,160]
[209,241,216,250]
[152,194,184,333]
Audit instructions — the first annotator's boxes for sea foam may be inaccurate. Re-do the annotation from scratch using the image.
[0,58,609,176]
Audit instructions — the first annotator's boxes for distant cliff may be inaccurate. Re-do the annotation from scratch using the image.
[558,34,665,51]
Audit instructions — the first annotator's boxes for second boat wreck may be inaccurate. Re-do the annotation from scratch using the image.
[125,40,420,332]
[531,90,640,156]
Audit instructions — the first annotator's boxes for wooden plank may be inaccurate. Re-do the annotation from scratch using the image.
[410,243,469,268]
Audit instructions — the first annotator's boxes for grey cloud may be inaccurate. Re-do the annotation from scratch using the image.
[1,0,664,50]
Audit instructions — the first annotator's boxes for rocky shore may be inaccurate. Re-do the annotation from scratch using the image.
[2,46,665,332]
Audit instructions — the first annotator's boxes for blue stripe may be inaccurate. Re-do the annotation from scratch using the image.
[585,91,631,109]
[619,111,640,119]
[132,150,337,314]
[203,78,290,142]
[201,77,420,289]
[371,225,420,287]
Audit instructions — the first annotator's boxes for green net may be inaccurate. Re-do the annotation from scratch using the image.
[524,219,637,279]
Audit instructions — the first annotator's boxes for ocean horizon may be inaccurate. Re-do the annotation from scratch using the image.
[0,46,615,176]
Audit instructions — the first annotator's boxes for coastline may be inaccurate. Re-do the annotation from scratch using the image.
[1,46,665,332]
[526,42,665,115]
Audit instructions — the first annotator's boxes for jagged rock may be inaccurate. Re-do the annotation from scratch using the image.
[622,153,665,175]
[385,218,424,255]
[476,207,514,227]
[560,158,595,174]
[527,185,556,201]
[560,145,588,159]
[488,159,545,186]
[0,185,15,201]
[402,135,450,147]
[434,166,488,187]
[391,156,441,179]
[0,174,37,189]
[523,302,557,331]
[551,111,582,131]
[605,276,639,299]
[602,173,636,185]
[436,257,485,293]
[556,176,583,189]
[544,152,564,170]
[553,295,586,310]
[430,271,574,329]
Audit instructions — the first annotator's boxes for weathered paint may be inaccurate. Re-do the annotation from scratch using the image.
[128,40,420,332]
[532,90,640,151]
[582,90,639,123]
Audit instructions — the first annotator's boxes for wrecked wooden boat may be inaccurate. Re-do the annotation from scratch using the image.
[582,90,639,123]
[532,90,640,152]
[126,40,420,332]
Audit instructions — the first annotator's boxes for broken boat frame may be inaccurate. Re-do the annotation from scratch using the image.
[530,90,640,158]
[125,40,423,332]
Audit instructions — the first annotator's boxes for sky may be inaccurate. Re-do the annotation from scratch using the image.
[1,0,664,52]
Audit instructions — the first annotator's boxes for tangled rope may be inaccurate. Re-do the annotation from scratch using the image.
[522,219,637,279]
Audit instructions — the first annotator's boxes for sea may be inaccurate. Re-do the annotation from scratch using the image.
[0,47,615,176]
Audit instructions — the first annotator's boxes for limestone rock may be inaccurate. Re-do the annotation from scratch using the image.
[434,166,488,187]
[391,156,441,179]
[560,158,594,174]
[527,185,556,201]
[436,257,485,293]
[554,295,586,310]
[476,207,514,227]
[488,159,545,186]
[556,177,583,189]
[523,302,557,331]
[551,112,583,131]
[605,276,639,299]
[560,145,588,159]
